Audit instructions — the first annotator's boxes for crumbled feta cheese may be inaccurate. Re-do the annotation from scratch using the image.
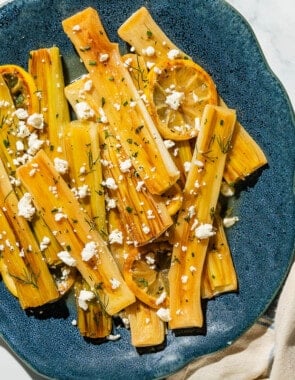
[188,205,196,218]
[163,139,175,149]
[189,265,197,273]
[16,121,30,138]
[0,100,10,108]
[72,24,81,32]
[181,275,188,284]
[76,101,95,120]
[72,184,90,199]
[57,251,76,267]
[54,157,69,174]
[106,197,117,210]
[194,223,215,239]
[99,53,109,62]
[124,57,133,67]
[194,159,204,168]
[119,158,132,173]
[54,212,67,222]
[27,133,44,155]
[16,140,25,151]
[146,61,155,70]
[27,113,44,130]
[110,278,121,289]
[153,66,162,74]
[78,290,95,310]
[145,254,155,265]
[165,91,184,110]
[223,216,239,228]
[167,49,180,59]
[194,180,201,188]
[83,79,93,92]
[113,103,121,111]
[40,236,51,251]
[135,181,145,192]
[17,193,35,221]
[81,241,98,261]
[103,177,118,190]
[184,161,191,173]
[142,46,155,57]
[109,229,123,245]
[14,108,28,120]
[220,182,235,197]
[156,307,171,322]
[106,334,121,341]
[146,210,155,219]
[156,291,167,305]
[142,224,151,235]
[98,107,108,123]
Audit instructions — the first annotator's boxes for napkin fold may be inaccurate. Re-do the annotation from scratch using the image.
[168,262,295,380]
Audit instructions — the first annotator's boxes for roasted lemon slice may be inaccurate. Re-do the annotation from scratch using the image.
[147,59,218,140]
[0,64,39,112]
[123,242,171,309]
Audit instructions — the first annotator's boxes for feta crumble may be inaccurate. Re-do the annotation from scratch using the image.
[17,193,35,221]
[27,113,44,130]
[110,278,121,290]
[142,46,155,57]
[81,241,98,261]
[54,157,69,174]
[165,91,184,110]
[78,290,95,311]
[223,216,239,228]
[109,229,123,245]
[76,101,95,120]
[156,307,171,322]
[167,49,180,59]
[103,177,118,190]
[119,158,132,173]
[194,223,215,239]
[57,251,77,267]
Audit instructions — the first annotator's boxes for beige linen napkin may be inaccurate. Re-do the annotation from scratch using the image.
[168,262,295,380]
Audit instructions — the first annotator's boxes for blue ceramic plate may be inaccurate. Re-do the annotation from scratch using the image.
[0,0,294,379]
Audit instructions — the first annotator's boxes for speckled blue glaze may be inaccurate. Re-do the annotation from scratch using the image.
[0,0,294,379]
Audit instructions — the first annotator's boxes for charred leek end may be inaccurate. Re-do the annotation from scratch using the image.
[63,120,106,235]
[219,98,267,184]
[201,214,238,298]
[62,7,179,195]
[0,159,60,309]
[118,7,189,64]
[74,275,112,338]
[0,64,39,112]
[65,77,173,246]
[126,300,165,347]
[28,46,71,156]
[17,149,135,315]
[168,105,236,329]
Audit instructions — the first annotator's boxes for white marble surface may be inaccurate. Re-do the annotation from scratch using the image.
[0,0,294,379]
